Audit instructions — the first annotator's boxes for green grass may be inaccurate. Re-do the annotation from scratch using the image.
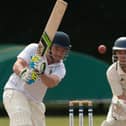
[0,115,106,126]
[0,117,9,126]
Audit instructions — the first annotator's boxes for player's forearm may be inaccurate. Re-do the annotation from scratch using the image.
[13,63,25,75]
[118,93,126,101]
[13,59,28,75]
[40,74,60,88]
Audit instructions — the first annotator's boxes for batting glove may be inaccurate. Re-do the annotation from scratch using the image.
[19,67,39,85]
[29,55,46,74]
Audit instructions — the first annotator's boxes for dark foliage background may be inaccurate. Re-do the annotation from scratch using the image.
[1,0,126,63]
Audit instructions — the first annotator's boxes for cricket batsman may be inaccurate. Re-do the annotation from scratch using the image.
[101,37,126,126]
[3,31,72,126]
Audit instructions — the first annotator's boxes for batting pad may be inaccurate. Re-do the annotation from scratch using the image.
[101,120,111,126]
[10,111,32,126]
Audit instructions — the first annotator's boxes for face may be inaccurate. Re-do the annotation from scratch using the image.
[50,44,68,62]
[116,50,126,65]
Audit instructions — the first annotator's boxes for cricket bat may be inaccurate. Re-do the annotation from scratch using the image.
[37,0,68,56]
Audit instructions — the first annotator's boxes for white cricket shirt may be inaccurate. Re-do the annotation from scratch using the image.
[4,43,66,103]
[107,61,126,96]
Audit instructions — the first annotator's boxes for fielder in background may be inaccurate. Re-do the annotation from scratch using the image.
[101,37,126,126]
[3,31,72,126]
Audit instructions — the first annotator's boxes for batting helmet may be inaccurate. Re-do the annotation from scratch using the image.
[53,31,72,49]
[113,37,126,50]
[112,37,126,63]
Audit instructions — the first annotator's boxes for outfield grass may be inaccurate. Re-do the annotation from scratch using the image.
[0,115,105,126]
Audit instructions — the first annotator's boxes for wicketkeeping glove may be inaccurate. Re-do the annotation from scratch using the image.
[29,55,46,74]
[19,67,39,85]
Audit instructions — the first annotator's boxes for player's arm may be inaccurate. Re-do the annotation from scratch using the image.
[106,66,123,96]
[13,58,28,75]
[40,74,60,88]
[106,65,126,102]
[117,93,126,101]
[13,58,39,84]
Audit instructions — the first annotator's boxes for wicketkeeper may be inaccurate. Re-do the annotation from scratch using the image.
[3,31,71,126]
[101,37,126,126]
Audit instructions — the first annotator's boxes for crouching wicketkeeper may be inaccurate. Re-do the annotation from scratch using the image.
[101,37,126,126]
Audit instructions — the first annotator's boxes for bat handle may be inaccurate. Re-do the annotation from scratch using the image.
[36,41,44,56]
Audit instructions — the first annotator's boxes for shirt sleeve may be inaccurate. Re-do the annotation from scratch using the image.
[106,64,123,96]
[17,43,38,64]
[51,63,66,81]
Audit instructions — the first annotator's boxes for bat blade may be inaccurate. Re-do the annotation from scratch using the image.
[37,0,68,56]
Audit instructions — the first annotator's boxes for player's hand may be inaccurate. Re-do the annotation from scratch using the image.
[29,55,46,74]
[19,67,39,85]
[112,98,126,120]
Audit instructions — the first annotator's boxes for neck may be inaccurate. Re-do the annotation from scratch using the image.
[47,55,53,65]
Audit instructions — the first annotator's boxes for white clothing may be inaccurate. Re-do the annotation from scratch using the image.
[3,89,46,126]
[4,43,66,103]
[106,62,125,96]
[101,120,126,126]
[101,61,126,126]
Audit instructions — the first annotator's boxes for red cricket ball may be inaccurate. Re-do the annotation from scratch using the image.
[98,44,107,54]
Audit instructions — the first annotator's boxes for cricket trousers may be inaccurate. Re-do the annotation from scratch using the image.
[3,89,46,126]
[101,104,126,126]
